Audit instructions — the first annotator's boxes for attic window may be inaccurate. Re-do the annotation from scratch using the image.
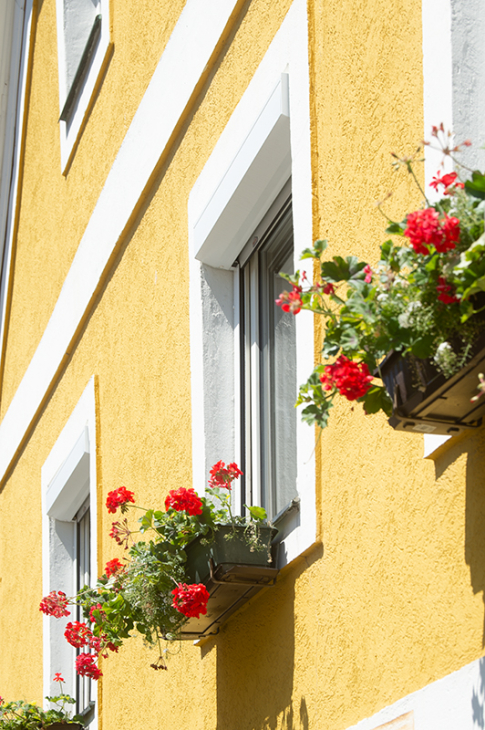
[55,0,111,171]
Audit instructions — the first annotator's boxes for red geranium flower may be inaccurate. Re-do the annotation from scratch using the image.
[105,558,125,578]
[165,487,203,516]
[439,215,460,252]
[64,621,92,649]
[208,461,243,490]
[404,209,460,254]
[320,356,373,401]
[53,673,64,683]
[321,282,336,296]
[75,653,102,680]
[39,591,70,618]
[430,170,464,194]
[363,265,373,283]
[106,487,135,514]
[275,285,303,314]
[436,276,460,304]
[172,583,210,618]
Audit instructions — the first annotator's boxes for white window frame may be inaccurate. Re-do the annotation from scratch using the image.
[41,377,98,728]
[55,0,111,172]
[188,0,316,566]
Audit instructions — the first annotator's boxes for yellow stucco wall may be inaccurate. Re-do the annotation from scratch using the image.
[0,0,187,419]
[1,0,485,729]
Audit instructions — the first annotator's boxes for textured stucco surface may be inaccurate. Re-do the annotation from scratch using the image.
[0,0,187,418]
[1,0,485,729]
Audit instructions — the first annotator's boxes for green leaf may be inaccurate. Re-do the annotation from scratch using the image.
[313,239,328,256]
[385,221,405,235]
[465,170,485,200]
[340,327,360,350]
[361,386,393,417]
[247,505,267,521]
[300,239,328,259]
[410,335,434,359]
[320,256,366,282]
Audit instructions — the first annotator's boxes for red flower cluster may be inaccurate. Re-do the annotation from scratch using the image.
[105,558,124,578]
[275,285,303,314]
[53,673,64,683]
[171,583,210,618]
[404,209,460,255]
[106,487,135,514]
[430,170,464,195]
[363,265,373,283]
[39,591,70,618]
[75,653,102,681]
[208,461,243,490]
[165,487,203,516]
[320,356,373,401]
[65,621,93,649]
[436,276,460,304]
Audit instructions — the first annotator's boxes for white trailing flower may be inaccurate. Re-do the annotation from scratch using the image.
[434,341,459,376]
[398,301,421,329]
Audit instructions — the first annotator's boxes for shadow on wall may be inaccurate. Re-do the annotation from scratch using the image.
[215,547,321,730]
[464,428,485,646]
[434,428,485,646]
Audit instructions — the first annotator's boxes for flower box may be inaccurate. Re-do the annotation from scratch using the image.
[179,525,279,639]
[379,335,485,435]
[45,724,83,729]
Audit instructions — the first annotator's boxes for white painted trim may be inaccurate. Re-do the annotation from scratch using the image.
[345,654,485,730]
[46,428,90,519]
[420,0,453,459]
[189,0,317,565]
[0,0,241,485]
[56,0,110,172]
[193,73,291,269]
[421,0,453,186]
[41,377,98,728]
[423,433,450,458]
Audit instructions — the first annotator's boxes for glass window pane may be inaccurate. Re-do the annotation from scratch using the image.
[241,197,298,519]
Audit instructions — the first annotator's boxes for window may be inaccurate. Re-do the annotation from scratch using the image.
[55,0,111,170]
[189,0,316,566]
[42,378,98,727]
[59,1,101,123]
[237,189,298,519]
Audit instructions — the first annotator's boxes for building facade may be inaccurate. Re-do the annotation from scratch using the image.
[0,0,485,728]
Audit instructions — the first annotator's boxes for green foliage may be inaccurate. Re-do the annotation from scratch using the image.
[465,170,485,199]
[51,473,274,667]
[282,154,485,430]
[0,697,85,729]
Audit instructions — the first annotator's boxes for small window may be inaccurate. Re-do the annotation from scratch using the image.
[238,191,298,519]
[55,0,110,170]
[58,1,101,123]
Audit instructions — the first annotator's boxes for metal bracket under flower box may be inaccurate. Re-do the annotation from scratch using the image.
[380,338,485,435]
[178,525,279,640]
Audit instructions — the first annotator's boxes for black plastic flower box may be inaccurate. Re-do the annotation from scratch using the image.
[179,525,278,640]
[379,334,485,435]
